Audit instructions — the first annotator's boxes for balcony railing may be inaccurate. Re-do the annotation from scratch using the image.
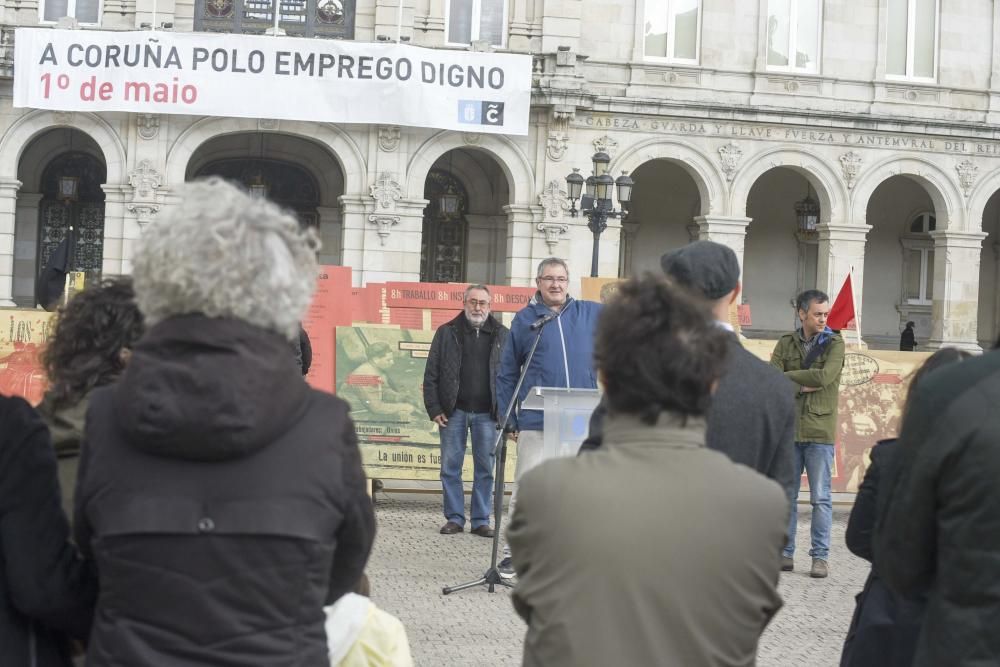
[193,0,355,39]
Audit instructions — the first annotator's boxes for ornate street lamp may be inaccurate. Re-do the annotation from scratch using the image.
[438,185,461,218]
[57,175,79,203]
[795,182,820,232]
[565,152,632,277]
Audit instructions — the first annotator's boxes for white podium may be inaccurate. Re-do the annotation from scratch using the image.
[520,386,602,460]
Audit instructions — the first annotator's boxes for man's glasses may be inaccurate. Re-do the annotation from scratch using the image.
[466,299,490,308]
[538,276,568,284]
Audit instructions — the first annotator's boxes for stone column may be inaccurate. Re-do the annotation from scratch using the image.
[344,196,424,286]
[618,219,640,277]
[0,179,22,306]
[13,193,43,306]
[925,230,989,351]
[694,215,751,272]
[993,241,1000,346]
[340,195,370,286]
[102,184,130,276]
[315,205,342,267]
[504,204,543,287]
[795,230,819,297]
[816,223,870,317]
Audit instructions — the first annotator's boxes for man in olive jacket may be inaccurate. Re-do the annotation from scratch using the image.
[770,289,845,579]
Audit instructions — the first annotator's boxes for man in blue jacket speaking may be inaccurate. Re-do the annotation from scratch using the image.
[495,257,602,577]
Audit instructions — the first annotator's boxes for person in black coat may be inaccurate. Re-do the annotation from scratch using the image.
[899,322,917,351]
[74,179,375,667]
[422,285,509,536]
[840,348,970,667]
[0,395,96,667]
[874,346,999,667]
[581,242,797,492]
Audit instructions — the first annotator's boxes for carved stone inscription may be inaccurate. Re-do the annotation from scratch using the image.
[573,114,1000,156]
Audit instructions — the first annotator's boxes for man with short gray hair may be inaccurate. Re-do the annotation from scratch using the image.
[495,258,602,576]
[423,284,509,537]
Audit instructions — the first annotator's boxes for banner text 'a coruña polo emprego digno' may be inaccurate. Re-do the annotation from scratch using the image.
[13,28,532,134]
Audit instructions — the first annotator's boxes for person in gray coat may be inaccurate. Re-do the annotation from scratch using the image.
[508,275,787,667]
[581,241,797,494]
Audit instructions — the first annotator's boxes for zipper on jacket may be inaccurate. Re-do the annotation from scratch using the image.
[29,621,37,667]
[556,313,570,388]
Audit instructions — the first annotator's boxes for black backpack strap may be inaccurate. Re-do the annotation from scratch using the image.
[802,335,832,369]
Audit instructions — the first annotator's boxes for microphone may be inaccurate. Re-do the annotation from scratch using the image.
[530,312,558,331]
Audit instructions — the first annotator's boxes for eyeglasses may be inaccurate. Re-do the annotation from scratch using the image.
[538,276,568,284]
[465,299,490,308]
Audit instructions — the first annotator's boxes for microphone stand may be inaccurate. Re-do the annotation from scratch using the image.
[442,315,554,595]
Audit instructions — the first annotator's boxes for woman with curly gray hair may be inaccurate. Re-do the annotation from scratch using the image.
[73,178,375,666]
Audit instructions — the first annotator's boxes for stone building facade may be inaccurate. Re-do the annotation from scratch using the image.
[0,0,998,349]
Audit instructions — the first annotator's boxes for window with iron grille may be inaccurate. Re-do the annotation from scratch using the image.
[194,0,355,39]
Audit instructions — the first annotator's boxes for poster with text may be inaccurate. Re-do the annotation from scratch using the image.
[1,309,55,405]
[336,324,516,480]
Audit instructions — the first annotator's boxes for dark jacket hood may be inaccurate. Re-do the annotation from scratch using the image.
[113,314,310,462]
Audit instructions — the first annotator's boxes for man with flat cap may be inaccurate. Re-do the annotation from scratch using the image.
[581,241,796,493]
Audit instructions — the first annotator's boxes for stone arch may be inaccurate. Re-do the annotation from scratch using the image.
[0,110,126,184]
[184,135,344,208]
[729,146,847,224]
[850,156,963,230]
[165,118,366,194]
[406,132,533,205]
[965,165,1000,234]
[609,138,725,216]
[425,149,503,212]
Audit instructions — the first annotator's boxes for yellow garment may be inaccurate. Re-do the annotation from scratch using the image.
[326,594,413,667]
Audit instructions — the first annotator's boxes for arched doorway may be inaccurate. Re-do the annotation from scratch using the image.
[421,168,469,283]
[862,176,937,348]
[618,159,701,276]
[37,152,107,280]
[419,149,508,284]
[12,128,108,306]
[185,132,343,265]
[743,168,819,337]
[193,158,321,228]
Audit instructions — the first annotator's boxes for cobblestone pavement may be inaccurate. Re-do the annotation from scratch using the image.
[366,494,866,667]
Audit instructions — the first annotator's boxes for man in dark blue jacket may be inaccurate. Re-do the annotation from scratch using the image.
[495,257,602,577]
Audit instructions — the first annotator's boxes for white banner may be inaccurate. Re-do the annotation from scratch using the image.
[13,29,532,135]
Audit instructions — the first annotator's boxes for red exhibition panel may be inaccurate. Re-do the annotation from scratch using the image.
[303,266,354,393]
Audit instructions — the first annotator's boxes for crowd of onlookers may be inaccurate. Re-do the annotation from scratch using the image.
[1,176,999,666]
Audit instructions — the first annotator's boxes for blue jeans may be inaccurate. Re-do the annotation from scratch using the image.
[783,442,834,560]
[439,409,496,529]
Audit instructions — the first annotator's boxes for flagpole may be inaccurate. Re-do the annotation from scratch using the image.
[849,265,863,348]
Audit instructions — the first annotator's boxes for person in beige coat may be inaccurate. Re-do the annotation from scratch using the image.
[507,275,788,667]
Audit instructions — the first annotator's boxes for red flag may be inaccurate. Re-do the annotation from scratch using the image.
[827,273,856,331]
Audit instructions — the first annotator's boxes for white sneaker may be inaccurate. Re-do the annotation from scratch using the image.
[498,556,516,580]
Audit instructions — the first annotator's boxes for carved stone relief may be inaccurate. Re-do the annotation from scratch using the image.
[368,214,400,245]
[538,180,570,219]
[370,172,402,209]
[839,151,863,190]
[137,114,160,140]
[718,142,743,182]
[955,159,979,197]
[593,135,618,158]
[537,223,569,251]
[378,126,401,152]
